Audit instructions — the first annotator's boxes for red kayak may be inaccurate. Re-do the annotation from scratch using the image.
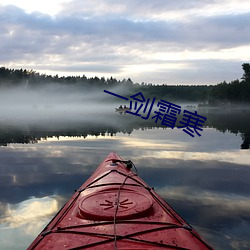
[28,152,213,249]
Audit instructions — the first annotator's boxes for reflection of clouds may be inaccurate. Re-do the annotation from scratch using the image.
[157,186,250,216]
[153,150,250,166]
[117,127,243,153]
[194,224,250,250]
[118,129,187,150]
[0,202,7,218]
[0,196,62,250]
[3,143,101,177]
[157,186,250,249]
[121,139,184,150]
[4,127,246,170]
[0,130,249,249]
[0,196,59,230]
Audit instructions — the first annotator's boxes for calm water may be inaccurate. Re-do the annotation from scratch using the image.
[0,108,250,249]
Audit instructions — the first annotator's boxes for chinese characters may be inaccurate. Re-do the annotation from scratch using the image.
[104,90,207,137]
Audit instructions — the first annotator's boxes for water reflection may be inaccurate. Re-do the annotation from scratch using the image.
[0,111,250,249]
[0,108,250,149]
[0,196,59,228]
[0,196,62,250]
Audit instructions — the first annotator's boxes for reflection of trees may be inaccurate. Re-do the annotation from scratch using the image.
[197,108,250,149]
[241,138,250,149]
[0,131,38,146]
[0,109,250,149]
[240,130,250,149]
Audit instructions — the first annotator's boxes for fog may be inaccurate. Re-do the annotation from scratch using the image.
[0,85,118,124]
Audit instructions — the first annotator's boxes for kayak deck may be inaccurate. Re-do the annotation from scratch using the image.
[28,152,213,249]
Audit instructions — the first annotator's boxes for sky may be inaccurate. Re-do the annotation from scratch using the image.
[0,0,250,85]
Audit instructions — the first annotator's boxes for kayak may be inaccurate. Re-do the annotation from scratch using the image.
[28,152,213,249]
[115,107,131,113]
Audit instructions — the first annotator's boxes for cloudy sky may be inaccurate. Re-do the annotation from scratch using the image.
[0,0,250,85]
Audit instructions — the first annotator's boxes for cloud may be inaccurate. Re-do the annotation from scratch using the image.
[58,0,246,19]
[0,1,250,84]
[3,4,248,48]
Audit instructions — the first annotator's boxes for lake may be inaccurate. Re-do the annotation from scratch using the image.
[0,107,250,249]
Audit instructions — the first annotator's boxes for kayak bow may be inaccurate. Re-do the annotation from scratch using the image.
[28,152,213,249]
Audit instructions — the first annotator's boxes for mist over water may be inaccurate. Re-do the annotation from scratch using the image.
[0,84,250,249]
[0,85,115,124]
[0,84,250,149]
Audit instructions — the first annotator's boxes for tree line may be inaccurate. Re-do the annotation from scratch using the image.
[0,63,249,104]
[208,63,250,104]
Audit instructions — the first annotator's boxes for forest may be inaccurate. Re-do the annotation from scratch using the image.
[0,63,249,105]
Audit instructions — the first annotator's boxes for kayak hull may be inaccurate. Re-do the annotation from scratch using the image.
[28,152,213,249]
